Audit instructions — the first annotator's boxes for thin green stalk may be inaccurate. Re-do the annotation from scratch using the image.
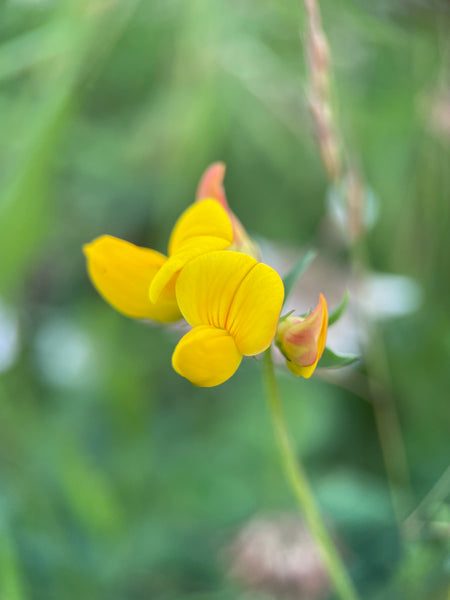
[263,348,359,600]
[403,464,450,539]
[302,0,412,530]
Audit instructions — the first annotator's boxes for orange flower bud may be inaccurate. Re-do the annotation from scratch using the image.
[276,294,328,378]
[196,162,259,259]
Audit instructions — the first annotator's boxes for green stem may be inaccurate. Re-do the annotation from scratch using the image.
[263,347,359,600]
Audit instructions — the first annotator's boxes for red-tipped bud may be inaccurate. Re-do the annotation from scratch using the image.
[196,162,259,259]
[276,294,328,378]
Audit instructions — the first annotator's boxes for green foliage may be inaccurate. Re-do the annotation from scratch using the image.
[318,347,359,369]
[282,249,317,301]
[328,291,350,327]
[0,0,449,599]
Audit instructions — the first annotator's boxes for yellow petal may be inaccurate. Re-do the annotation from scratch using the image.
[168,199,233,256]
[175,250,257,328]
[149,234,232,305]
[148,199,234,304]
[172,325,242,387]
[175,250,284,355]
[83,235,181,322]
[286,360,317,378]
[227,262,285,355]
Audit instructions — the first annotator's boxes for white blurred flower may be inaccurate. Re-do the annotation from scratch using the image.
[34,316,97,388]
[226,513,330,599]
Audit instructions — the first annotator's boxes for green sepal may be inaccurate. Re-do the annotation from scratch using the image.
[328,290,350,326]
[279,309,295,323]
[282,249,317,301]
[274,337,288,360]
[318,346,358,369]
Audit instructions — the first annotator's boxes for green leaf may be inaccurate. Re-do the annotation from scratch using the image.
[328,290,350,326]
[318,347,359,369]
[282,249,317,300]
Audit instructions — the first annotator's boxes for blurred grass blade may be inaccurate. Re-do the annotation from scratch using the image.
[0,528,26,600]
[0,0,142,298]
[0,81,73,297]
[282,249,317,300]
[318,346,358,369]
[59,440,123,536]
[328,290,350,326]
[0,22,70,82]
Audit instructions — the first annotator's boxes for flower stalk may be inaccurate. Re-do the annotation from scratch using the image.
[263,347,359,600]
[302,0,412,527]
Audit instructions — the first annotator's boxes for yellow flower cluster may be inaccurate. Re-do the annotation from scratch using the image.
[84,164,328,386]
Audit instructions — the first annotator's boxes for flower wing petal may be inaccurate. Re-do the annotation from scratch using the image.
[175,251,257,328]
[83,235,180,322]
[227,263,285,356]
[172,325,242,387]
[168,199,233,256]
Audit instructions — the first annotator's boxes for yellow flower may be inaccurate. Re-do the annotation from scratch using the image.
[83,199,233,322]
[276,293,328,378]
[196,162,260,259]
[172,250,284,387]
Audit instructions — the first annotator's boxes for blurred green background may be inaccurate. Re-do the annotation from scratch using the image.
[0,0,449,598]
